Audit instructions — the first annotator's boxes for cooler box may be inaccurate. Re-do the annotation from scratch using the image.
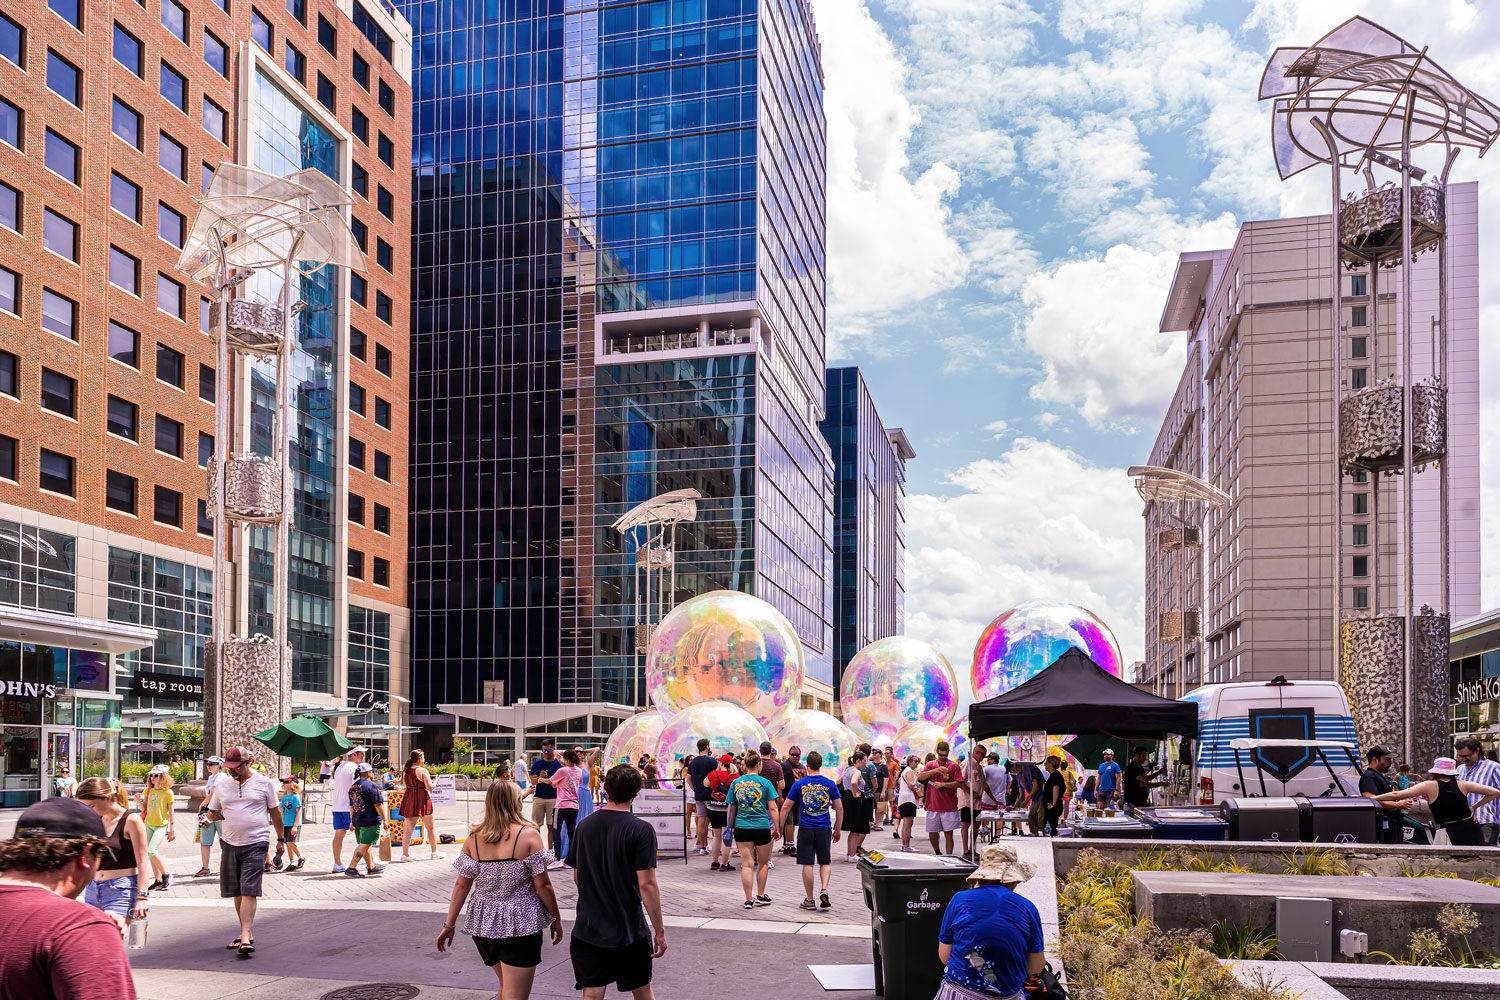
[1220,796,1302,842]
[858,851,976,1000]
[1300,795,1381,844]
[1068,813,1152,839]
[1136,806,1228,841]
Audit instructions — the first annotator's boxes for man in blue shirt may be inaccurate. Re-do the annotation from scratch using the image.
[1096,749,1122,808]
[530,743,563,850]
[785,751,843,911]
[937,844,1045,999]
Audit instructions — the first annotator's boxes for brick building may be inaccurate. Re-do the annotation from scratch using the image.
[0,0,412,802]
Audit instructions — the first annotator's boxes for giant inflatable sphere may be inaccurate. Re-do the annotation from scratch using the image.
[944,716,970,760]
[840,636,959,746]
[656,702,768,765]
[971,599,1123,701]
[891,720,950,761]
[646,590,804,725]
[765,709,857,773]
[603,711,667,766]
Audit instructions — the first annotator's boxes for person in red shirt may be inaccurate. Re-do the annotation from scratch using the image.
[0,797,138,1000]
[917,741,965,855]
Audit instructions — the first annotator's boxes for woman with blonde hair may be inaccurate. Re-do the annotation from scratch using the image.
[437,779,563,999]
[399,749,443,862]
[76,777,151,925]
[137,765,176,890]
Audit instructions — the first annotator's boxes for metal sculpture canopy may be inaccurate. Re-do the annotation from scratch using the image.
[178,163,364,281]
[1260,16,1500,179]
[611,488,702,533]
[1127,466,1231,508]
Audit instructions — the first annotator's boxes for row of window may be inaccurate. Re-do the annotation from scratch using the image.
[348,493,392,533]
[348,383,394,429]
[347,547,391,586]
[349,438,394,482]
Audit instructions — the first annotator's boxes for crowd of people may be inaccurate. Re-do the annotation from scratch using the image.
[9,728,1500,1000]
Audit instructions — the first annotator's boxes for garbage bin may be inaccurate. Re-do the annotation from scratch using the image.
[858,851,977,1000]
[1298,795,1382,844]
[1136,806,1228,841]
[1220,796,1301,842]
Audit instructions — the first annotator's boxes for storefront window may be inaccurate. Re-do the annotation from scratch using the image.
[77,698,122,731]
[77,729,116,779]
[0,726,40,807]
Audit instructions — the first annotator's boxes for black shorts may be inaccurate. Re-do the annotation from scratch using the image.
[840,798,871,835]
[281,830,299,844]
[960,807,973,824]
[783,801,799,826]
[220,841,268,898]
[707,808,727,829]
[796,826,832,866]
[733,827,771,846]
[571,935,652,992]
[474,930,543,968]
[898,802,917,819]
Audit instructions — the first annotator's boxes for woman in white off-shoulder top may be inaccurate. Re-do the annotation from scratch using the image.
[437,778,564,999]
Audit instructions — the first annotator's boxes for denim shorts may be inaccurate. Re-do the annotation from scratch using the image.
[85,874,138,919]
[198,819,221,846]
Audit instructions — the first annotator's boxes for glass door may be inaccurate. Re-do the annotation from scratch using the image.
[42,726,74,798]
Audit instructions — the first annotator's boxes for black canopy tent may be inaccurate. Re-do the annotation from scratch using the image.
[968,647,1199,742]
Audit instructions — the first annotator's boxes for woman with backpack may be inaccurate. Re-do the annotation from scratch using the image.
[705,753,736,871]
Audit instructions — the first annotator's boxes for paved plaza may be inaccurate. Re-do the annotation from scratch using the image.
[118,794,1058,999]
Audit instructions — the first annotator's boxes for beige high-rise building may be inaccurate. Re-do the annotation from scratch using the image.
[1142,185,1482,691]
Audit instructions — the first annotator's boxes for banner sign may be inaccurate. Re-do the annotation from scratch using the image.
[430,774,457,807]
[131,671,205,701]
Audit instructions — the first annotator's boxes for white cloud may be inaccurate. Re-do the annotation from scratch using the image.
[813,0,969,353]
[983,419,1011,439]
[1017,245,1185,431]
[904,438,1146,693]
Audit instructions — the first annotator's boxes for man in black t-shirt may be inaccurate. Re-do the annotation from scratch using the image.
[1122,748,1160,809]
[567,764,667,999]
[686,738,719,857]
[1358,745,1407,843]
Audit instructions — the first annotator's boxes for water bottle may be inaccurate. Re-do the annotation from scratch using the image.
[126,917,148,950]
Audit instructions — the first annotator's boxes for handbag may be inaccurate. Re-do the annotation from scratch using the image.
[1024,963,1069,1000]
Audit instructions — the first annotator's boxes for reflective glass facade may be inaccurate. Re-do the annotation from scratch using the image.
[349,605,393,726]
[820,368,910,690]
[246,70,343,694]
[408,0,829,713]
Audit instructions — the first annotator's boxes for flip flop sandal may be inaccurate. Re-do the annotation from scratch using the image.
[238,939,255,957]
[226,939,242,950]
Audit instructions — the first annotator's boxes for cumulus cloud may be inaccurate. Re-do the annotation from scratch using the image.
[813,0,969,352]
[904,438,1146,690]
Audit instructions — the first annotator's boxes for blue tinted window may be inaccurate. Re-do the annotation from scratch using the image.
[0,14,22,67]
[49,0,81,30]
[1,100,22,150]
[115,24,143,75]
[160,62,188,111]
[47,51,81,106]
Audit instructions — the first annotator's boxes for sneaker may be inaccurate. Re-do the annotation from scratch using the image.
[397,855,413,863]
[332,865,347,873]
[844,856,858,863]
[820,892,831,910]
[871,825,883,832]
[429,851,446,860]
[344,866,366,878]
[146,878,163,892]
[900,846,920,853]
[367,864,387,875]
[160,875,171,891]
[290,859,306,872]
[743,900,755,910]
[892,830,900,838]
[800,898,818,910]
[192,868,211,878]
[754,894,772,906]
[767,859,775,869]
[547,860,567,871]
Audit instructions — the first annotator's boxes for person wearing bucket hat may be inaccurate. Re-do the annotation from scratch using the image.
[1375,757,1500,846]
[936,844,1045,1000]
[137,764,176,892]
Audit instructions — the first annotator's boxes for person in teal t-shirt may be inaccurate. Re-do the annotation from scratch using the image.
[278,778,304,871]
[727,752,780,909]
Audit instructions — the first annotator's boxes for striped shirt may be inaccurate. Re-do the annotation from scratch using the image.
[1459,757,1500,825]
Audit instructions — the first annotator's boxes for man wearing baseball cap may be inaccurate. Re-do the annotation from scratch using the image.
[195,755,227,877]
[203,746,283,956]
[1358,746,1408,844]
[0,798,138,999]
[330,745,367,873]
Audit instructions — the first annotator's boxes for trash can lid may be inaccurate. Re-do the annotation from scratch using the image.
[858,850,977,872]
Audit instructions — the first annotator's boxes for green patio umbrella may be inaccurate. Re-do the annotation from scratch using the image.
[1063,734,1159,770]
[254,714,353,767]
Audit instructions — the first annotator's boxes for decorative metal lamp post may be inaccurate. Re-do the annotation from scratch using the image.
[1259,18,1500,766]
[611,489,701,707]
[177,164,365,759]
[1129,466,1232,698]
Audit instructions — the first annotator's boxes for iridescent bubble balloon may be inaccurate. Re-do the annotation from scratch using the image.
[765,709,857,774]
[656,702,768,765]
[998,734,1080,775]
[603,711,667,767]
[840,636,959,746]
[892,720,950,761]
[944,717,970,760]
[646,590,804,725]
[971,599,1124,701]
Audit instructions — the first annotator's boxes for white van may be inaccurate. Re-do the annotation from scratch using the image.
[1181,677,1362,805]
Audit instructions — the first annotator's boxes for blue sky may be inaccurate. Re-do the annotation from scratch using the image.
[809,0,1500,679]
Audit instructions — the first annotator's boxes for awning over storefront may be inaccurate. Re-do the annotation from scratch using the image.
[0,605,156,654]
[439,700,637,731]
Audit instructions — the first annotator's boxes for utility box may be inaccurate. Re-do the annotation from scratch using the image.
[1276,896,1333,962]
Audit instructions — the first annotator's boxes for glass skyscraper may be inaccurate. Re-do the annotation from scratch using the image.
[408,0,832,721]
